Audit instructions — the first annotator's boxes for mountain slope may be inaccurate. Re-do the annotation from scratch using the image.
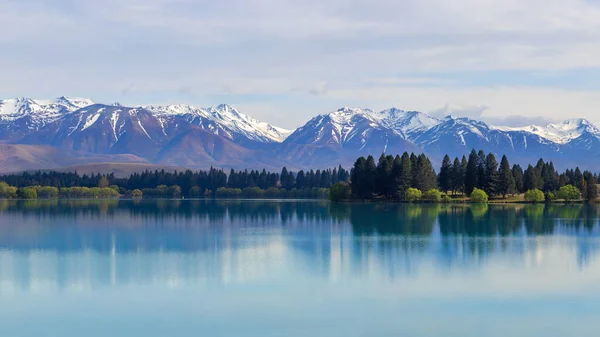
[2,96,600,171]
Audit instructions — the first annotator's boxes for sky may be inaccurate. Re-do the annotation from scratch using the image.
[2,0,600,129]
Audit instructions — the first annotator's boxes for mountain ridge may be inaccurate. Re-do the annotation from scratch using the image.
[0,97,599,172]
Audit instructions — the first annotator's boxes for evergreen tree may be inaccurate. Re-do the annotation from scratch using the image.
[376,153,393,197]
[524,165,543,191]
[498,155,515,198]
[512,164,524,193]
[484,153,499,196]
[450,157,464,194]
[465,149,479,195]
[350,157,367,199]
[438,155,452,193]
[584,171,598,202]
[414,154,437,192]
[477,150,487,189]
[396,152,412,199]
[365,155,377,197]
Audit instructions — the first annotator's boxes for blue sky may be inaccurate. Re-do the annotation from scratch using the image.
[2,0,600,128]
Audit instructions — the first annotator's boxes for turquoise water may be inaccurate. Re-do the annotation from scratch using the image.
[0,200,599,336]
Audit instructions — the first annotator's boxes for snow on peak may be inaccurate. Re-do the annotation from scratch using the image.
[0,96,93,127]
[143,103,291,143]
[378,108,441,136]
[497,118,600,144]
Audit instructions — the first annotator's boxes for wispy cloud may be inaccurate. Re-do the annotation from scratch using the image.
[2,0,600,127]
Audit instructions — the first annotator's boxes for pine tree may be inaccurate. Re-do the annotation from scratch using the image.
[524,165,543,191]
[396,152,412,199]
[498,155,515,198]
[376,153,393,197]
[438,155,452,194]
[477,150,487,189]
[414,154,437,192]
[584,171,598,202]
[465,149,479,195]
[512,164,524,193]
[365,155,377,198]
[451,157,464,194]
[350,157,367,198]
[484,153,499,196]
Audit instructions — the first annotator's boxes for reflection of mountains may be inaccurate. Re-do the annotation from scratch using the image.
[0,201,599,289]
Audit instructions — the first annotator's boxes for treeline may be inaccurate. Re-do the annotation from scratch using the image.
[0,166,350,198]
[341,150,599,202]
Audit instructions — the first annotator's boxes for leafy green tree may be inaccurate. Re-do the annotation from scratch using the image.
[423,189,442,202]
[557,185,581,203]
[329,182,351,202]
[498,155,515,198]
[132,189,143,198]
[470,188,489,203]
[18,187,37,199]
[38,186,59,198]
[0,182,17,198]
[465,150,479,195]
[438,155,452,193]
[98,176,110,188]
[524,189,545,203]
[405,188,422,202]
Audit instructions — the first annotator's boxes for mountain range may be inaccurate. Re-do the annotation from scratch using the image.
[0,96,599,173]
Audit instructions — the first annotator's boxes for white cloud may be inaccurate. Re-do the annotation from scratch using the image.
[2,0,600,128]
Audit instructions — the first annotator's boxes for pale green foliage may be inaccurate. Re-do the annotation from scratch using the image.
[423,189,442,202]
[0,182,18,198]
[405,188,423,202]
[524,189,545,203]
[557,185,581,202]
[470,188,489,203]
[329,182,351,202]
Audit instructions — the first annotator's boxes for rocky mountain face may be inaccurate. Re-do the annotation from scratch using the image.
[0,97,599,172]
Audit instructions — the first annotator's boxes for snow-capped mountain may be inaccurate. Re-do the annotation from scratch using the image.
[144,103,291,144]
[1,97,600,172]
[495,118,600,145]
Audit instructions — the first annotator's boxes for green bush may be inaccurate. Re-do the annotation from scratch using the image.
[545,191,556,202]
[18,187,38,199]
[423,189,442,202]
[524,189,545,203]
[0,182,18,199]
[132,189,143,198]
[329,183,351,202]
[37,186,59,199]
[405,188,423,202]
[470,188,489,203]
[215,187,242,198]
[441,194,453,203]
[557,185,581,202]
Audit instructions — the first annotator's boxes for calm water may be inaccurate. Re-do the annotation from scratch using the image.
[0,200,599,337]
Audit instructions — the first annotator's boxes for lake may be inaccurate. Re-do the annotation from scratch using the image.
[0,200,599,336]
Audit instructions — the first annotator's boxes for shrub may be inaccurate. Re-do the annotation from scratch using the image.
[0,182,17,199]
[557,185,581,202]
[329,183,351,202]
[215,187,242,198]
[470,188,489,203]
[18,187,38,199]
[423,189,442,202]
[37,186,59,199]
[441,194,453,203]
[524,189,545,203]
[405,188,423,202]
[545,191,556,202]
[132,189,143,198]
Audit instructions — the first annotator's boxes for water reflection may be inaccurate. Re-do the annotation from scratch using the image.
[0,200,599,292]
